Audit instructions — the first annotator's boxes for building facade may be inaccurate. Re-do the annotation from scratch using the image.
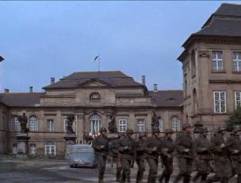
[178,3,241,129]
[1,3,241,156]
[0,71,182,156]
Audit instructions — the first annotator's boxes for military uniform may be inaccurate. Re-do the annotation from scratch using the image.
[109,136,122,182]
[226,129,241,183]
[159,129,175,183]
[174,123,193,183]
[118,129,135,183]
[135,134,146,183]
[145,130,161,183]
[92,128,109,183]
[207,129,232,183]
[192,128,211,183]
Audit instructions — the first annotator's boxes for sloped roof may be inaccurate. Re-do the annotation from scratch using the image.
[149,90,183,107]
[214,3,241,17]
[178,3,241,61]
[43,71,144,90]
[0,93,43,107]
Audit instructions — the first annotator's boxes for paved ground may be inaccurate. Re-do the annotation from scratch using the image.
[0,157,238,183]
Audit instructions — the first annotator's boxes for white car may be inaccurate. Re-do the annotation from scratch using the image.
[66,144,96,168]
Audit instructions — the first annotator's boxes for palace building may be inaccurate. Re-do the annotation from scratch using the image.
[1,3,241,156]
[0,71,183,156]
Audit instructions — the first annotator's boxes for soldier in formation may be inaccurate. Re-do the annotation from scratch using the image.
[135,133,147,183]
[174,123,193,183]
[159,129,175,183]
[145,129,161,183]
[207,128,233,183]
[226,127,241,183]
[92,127,109,183]
[118,129,135,183]
[92,123,241,183]
[192,126,211,183]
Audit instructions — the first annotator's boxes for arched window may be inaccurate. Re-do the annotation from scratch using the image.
[90,114,101,135]
[171,116,181,132]
[9,116,20,132]
[89,92,101,101]
[29,116,38,132]
[159,118,164,132]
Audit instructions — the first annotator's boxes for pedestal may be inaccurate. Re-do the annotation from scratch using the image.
[64,133,76,159]
[16,133,30,158]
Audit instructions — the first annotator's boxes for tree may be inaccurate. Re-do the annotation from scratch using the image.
[226,106,241,130]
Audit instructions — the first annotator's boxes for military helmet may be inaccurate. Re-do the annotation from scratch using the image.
[100,127,107,133]
[165,128,174,134]
[182,123,192,130]
[126,129,134,134]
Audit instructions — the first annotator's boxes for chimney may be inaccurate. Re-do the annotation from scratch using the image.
[4,89,9,93]
[153,84,158,92]
[29,86,33,93]
[141,75,146,85]
[50,77,55,84]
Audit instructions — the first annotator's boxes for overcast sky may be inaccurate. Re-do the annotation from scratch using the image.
[0,1,236,92]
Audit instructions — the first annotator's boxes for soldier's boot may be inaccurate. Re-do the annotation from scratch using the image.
[183,174,191,183]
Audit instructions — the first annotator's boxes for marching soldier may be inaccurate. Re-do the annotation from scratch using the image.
[159,129,175,183]
[192,127,211,183]
[174,123,193,183]
[119,129,135,183]
[135,133,147,183]
[207,127,232,183]
[145,129,161,183]
[92,127,109,183]
[109,134,122,182]
[226,127,241,183]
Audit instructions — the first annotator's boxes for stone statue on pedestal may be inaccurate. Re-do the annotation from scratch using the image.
[17,113,28,133]
[108,114,117,133]
[151,112,160,132]
[66,115,75,134]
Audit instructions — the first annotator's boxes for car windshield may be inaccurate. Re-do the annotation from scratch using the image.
[71,151,94,162]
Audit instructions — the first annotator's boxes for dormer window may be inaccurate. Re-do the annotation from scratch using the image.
[90,92,101,101]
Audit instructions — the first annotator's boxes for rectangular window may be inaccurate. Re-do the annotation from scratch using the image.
[212,51,224,72]
[47,119,54,132]
[44,143,56,156]
[233,52,241,72]
[136,119,146,132]
[213,91,226,113]
[118,119,128,132]
[235,91,241,109]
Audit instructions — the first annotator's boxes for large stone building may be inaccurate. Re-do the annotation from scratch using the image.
[1,3,241,156]
[0,71,183,156]
[178,3,241,129]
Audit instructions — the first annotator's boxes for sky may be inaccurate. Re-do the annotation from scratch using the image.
[0,1,237,92]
